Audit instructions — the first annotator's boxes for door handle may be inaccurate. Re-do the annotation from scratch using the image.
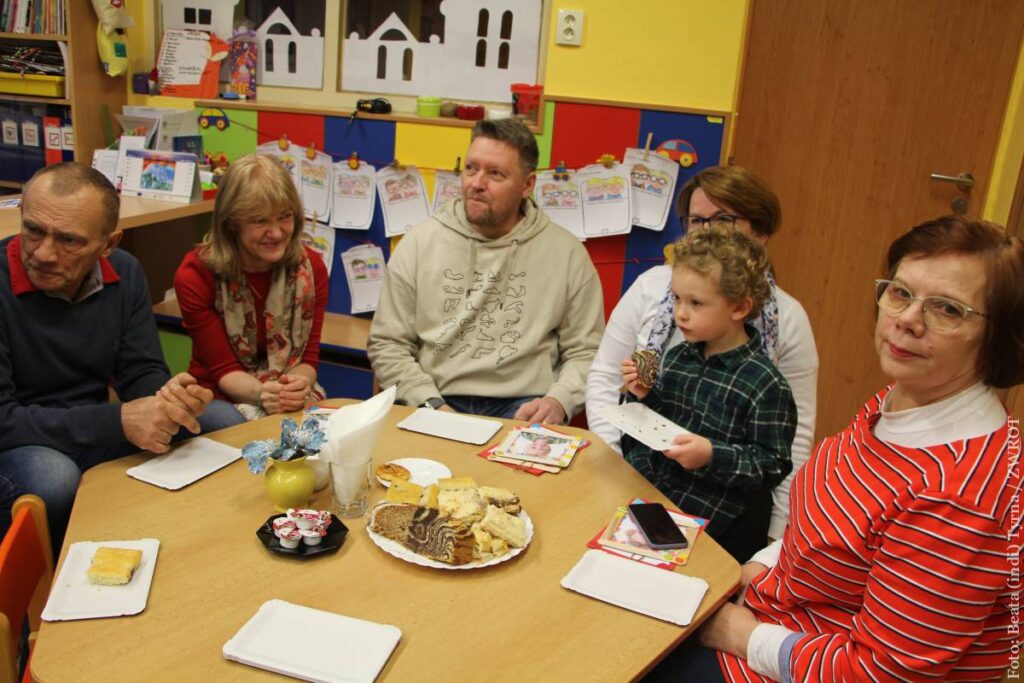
[930,172,974,191]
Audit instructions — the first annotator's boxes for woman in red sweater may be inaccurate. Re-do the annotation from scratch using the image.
[173,154,328,420]
[651,216,1024,682]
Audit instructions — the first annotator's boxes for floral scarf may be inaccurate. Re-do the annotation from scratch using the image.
[640,270,781,368]
[214,252,322,419]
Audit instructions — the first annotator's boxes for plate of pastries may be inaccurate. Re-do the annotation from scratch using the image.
[367,475,531,569]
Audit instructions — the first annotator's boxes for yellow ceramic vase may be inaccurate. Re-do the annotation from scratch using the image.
[265,456,316,512]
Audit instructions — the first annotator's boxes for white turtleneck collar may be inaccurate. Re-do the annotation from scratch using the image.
[875,381,1006,448]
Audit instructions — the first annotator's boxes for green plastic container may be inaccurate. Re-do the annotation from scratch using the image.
[417,96,442,117]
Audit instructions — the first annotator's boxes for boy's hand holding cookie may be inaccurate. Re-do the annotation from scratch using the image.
[620,358,650,399]
[663,433,713,469]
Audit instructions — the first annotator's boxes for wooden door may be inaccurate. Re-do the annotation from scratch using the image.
[732,0,1024,438]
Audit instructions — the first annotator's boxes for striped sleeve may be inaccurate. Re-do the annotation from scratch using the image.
[787,491,1015,681]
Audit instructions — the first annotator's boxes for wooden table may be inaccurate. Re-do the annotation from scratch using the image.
[30,402,740,682]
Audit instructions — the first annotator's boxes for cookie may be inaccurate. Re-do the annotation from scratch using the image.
[631,349,660,388]
[376,462,412,484]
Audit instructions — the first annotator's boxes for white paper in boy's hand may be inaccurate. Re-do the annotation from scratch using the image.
[594,402,690,451]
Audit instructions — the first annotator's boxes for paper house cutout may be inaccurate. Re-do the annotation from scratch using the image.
[161,0,239,41]
[257,7,324,89]
[342,0,541,102]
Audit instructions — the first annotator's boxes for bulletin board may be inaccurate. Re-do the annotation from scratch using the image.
[193,99,725,320]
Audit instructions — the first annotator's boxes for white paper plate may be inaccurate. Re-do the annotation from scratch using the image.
[366,508,533,570]
[396,409,502,445]
[42,539,160,621]
[561,550,708,626]
[375,458,452,488]
[223,599,401,683]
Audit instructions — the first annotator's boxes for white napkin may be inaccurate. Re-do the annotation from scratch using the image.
[318,387,396,501]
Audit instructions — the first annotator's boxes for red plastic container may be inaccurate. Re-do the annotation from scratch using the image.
[457,104,485,121]
[510,83,544,123]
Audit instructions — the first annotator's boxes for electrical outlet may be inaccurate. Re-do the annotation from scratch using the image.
[556,9,584,46]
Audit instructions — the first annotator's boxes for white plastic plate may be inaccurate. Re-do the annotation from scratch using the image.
[561,550,708,626]
[126,437,240,490]
[42,539,160,621]
[223,599,401,683]
[396,409,502,445]
[375,457,452,488]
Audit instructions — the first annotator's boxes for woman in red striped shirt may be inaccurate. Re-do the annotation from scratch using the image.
[654,215,1024,682]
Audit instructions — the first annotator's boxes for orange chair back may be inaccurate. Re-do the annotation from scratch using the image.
[0,495,52,683]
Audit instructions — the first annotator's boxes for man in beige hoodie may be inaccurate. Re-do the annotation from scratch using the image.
[368,119,604,423]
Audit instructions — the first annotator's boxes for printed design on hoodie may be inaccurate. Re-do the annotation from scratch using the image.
[436,266,526,365]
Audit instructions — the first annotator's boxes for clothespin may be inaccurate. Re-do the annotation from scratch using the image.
[277,135,290,151]
[597,153,616,168]
[347,151,360,170]
[389,158,406,170]
[642,132,653,161]
[554,161,569,181]
[305,143,317,160]
[453,156,461,174]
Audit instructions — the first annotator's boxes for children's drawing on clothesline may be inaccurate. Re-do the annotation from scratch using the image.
[301,148,334,222]
[330,160,376,230]
[255,140,301,193]
[624,148,679,231]
[431,170,462,214]
[577,163,632,238]
[376,166,429,237]
[300,221,335,275]
[533,169,584,239]
[342,244,386,314]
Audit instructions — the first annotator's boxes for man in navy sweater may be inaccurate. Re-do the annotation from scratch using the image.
[0,163,242,553]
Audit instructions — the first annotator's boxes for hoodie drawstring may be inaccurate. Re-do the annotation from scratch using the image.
[466,240,478,298]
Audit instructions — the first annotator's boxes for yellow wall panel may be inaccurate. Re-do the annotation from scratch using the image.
[394,122,472,170]
[543,0,749,113]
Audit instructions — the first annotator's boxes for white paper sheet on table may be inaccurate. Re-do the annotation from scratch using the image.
[397,408,502,445]
[594,402,691,451]
[223,599,401,683]
[125,437,240,490]
[42,539,160,621]
[91,149,119,186]
[561,550,708,626]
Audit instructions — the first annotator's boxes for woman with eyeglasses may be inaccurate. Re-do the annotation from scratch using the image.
[654,215,1024,682]
[172,154,328,421]
[585,165,819,559]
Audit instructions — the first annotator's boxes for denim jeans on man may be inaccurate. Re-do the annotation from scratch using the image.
[442,395,543,420]
[0,399,244,558]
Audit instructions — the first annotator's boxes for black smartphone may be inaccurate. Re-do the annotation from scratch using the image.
[627,503,689,549]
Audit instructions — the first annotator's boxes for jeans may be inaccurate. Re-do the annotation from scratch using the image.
[643,644,726,682]
[0,399,245,558]
[442,395,542,420]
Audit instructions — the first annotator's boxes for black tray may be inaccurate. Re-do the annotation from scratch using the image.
[256,513,348,558]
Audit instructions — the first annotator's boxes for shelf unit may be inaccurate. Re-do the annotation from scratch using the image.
[0,2,125,169]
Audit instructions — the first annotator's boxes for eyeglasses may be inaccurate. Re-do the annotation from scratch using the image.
[681,214,742,231]
[874,279,987,331]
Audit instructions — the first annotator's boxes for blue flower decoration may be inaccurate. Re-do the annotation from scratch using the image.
[241,418,327,474]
